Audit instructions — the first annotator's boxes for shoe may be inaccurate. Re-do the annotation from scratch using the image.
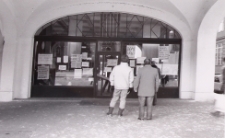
[210,111,220,117]
[138,117,144,120]
[107,107,114,116]
[118,108,124,116]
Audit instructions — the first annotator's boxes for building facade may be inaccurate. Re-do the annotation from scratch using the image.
[0,0,225,101]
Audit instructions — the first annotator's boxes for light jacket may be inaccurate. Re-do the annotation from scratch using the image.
[109,62,134,89]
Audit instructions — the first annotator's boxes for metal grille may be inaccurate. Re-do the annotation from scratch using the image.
[36,12,181,39]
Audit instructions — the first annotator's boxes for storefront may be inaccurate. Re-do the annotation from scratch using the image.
[31,12,181,98]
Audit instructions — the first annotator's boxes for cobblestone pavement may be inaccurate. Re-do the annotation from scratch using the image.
[0,98,224,138]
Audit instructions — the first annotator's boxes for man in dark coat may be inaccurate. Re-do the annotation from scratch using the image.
[134,59,159,120]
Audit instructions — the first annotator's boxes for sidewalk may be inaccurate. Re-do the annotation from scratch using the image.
[0,98,224,138]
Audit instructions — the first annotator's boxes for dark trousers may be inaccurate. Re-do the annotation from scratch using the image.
[138,96,154,119]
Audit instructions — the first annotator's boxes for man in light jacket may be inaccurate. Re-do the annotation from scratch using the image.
[134,59,159,120]
[107,55,134,116]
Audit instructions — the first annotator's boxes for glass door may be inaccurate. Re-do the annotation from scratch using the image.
[121,41,181,98]
[94,52,121,97]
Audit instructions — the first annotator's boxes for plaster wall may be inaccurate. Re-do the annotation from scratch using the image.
[0,0,17,101]
[0,0,222,101]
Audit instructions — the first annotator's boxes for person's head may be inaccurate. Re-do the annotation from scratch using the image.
[144,59,151,65]
[121,55,129,63]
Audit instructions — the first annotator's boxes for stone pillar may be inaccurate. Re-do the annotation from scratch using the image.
[0,35,16,101]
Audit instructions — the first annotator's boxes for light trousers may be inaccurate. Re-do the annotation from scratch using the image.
[109,89,128,109]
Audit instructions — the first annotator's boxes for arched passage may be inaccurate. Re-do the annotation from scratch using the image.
[195,0,225,101]
[13,1,194,99]
[31,12,182,98]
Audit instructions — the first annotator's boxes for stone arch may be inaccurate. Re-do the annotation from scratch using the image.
[14,1,194,99]
[194,0,225,101]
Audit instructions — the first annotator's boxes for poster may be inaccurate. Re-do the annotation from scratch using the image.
[37,65,49,80]
[82,68,93,76]
[74,69,82,78]
[82,62,89,67]
[63,56,68,63]
[107,59,118,66]
[129,60,136,67]
[82,52,88,59]
[136,57,146,64]
[58,65,67,70]
[71,54,82,68]
[152,58,160,63]
[104,67,112,72]
[158,46,170,60]
[161,64,178,75]
[126,45,136,58]
[57,57,61,63]
[38,54,53,65]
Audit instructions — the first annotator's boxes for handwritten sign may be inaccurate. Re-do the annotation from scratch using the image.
[38,54,53,65]
[37,65,49,80]
[71,54,82,68]
[126,45,136,58]
[158,46,170,60]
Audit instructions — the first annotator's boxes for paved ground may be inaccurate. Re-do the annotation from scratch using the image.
[0,98,224,138]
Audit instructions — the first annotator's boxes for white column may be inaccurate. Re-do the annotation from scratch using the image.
[0,36,17,101]
[194,36,215,101]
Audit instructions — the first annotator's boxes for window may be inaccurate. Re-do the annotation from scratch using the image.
[218,20,224,32]
[215,43,223,65]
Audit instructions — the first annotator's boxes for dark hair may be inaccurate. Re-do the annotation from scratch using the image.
[121,55,129,63]
[144,59,151,65]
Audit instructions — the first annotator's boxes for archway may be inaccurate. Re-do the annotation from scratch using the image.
[196,0,225,101]
[13,1,193,99]
[31,12,182,98]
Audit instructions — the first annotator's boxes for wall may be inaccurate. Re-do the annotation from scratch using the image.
[0,1,17,101]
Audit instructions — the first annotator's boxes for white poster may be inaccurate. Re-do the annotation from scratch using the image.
[82,68,93,76]
[63,56,68,63]
[158,46,170,60]
[152,58,160,63]
[126,45,136,58]
[38,54,53,65]
[56,57,61,63]
[104,67,112,72]
[161,64,178,75]
[74,69,82,78]
[107,59,118,66]
[136,57,146,64]
[37,65,49,80]
[71,54,82,68]
[82,52,88,59]
[82,62,89,67]
[58,65,67,70]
